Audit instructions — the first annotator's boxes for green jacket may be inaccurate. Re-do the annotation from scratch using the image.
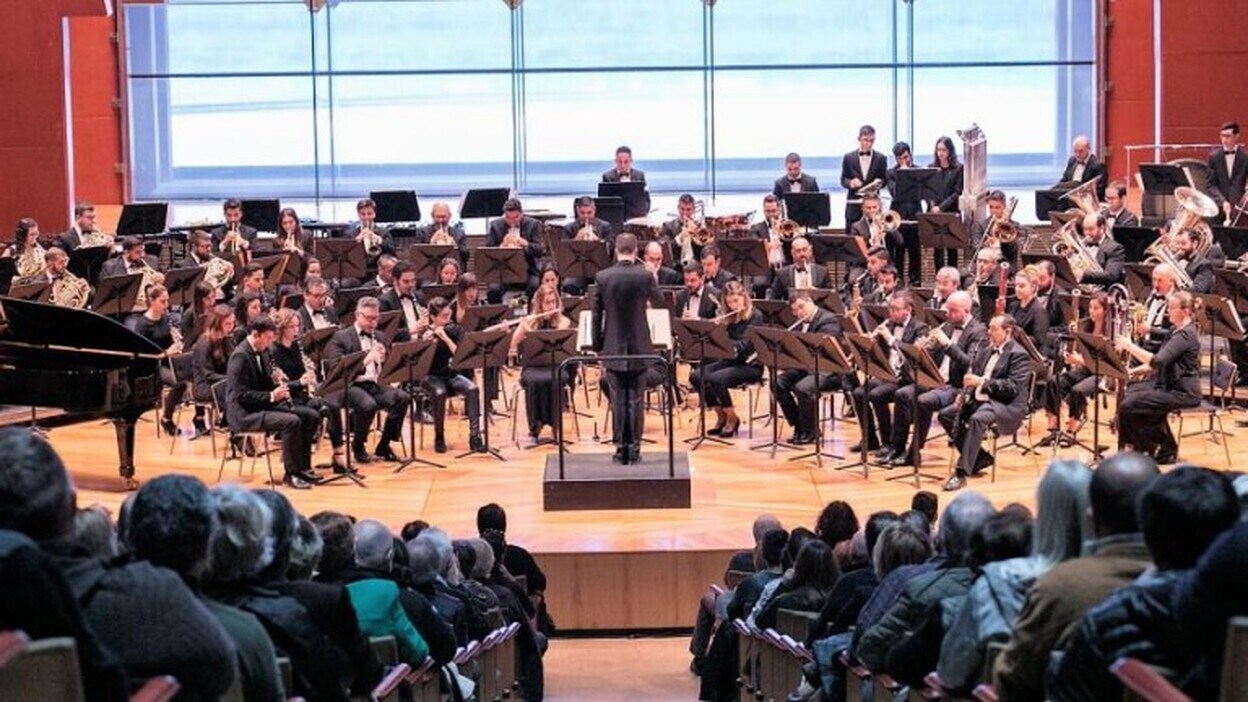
[344,579,429,666]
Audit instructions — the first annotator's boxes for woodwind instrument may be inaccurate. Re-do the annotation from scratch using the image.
[994,262,1010,315]
[486,306,561,332]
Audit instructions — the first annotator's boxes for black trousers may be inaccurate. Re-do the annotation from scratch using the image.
[851,379,902,448]
[938,400,996,476]
[423,373,480,437]
[160,366,187,421]
[933,248,959,272]
[520,365,573,435]
[345,381,409,447]
[605,368,647,449]
[774,369,843,436]
[898,222,923,287]
[1043,367,1096,421]
[890,384,955,456]
[237,405,320,478]
[1116,382,1196,454]
[690,360,762,409]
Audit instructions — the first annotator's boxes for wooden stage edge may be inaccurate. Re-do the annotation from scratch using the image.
[50,406,1236,630]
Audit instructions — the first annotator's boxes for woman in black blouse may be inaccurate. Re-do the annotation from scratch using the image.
[191,303,235,436]
[270,307,347,471]
[689,281,764,437]
[509,282,574,442]
[928,135,965,270]
[181,281,217,347]
[450,273,480,327]
[1038,291,1108,448]
[231,292,263,346]
[1006,265,1051,357]
[131,284,186,436]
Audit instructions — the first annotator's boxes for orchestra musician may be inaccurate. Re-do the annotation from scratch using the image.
[885,291,986,467]
[850,291,929,457]
[4,218,46,280]
[841,125,889,226]
[484,198,544,304]
[379,261,428,342]
[1077,212,1126,287]
[232,293,265,346]
[370,254,398,294]
[848,193,902,258]
[233,261,273,311]
[181,281,217,347]
[687,281,763,438]
[562,195,614,294]
[509,282,575,443]
[54,202,98,252]
[750,194,793,274]
[190,303,236,439]
[345,198,396,270]
[421,296,484,455]
[699,245,735,291]
[970,190,1022,270]
[1104,180,1140,229]
[129,284,187,438]
[928,136,965,270]
[435,257,461,286]
[1113,291,1203,464]
[773,152,819,198]
[225,316,320,490]
[660,194,703,265]
[101,236,163,313]
[643,241,682,286]
[1208,121,1248,222]
[1136,264,1179,354]
[298,275,339,332]
[1169,228,1214,294]
[1060,135,1108,199]
[770,237,829,301]
[938,314,1032,491]
[602,145,652,219]
[450,273,480,326]
[930,267,962,310]
[1007,265,1052,359]
[1038,291,1110,449]
[676,262,719,320]
[275,207,314,257]
[772,290,841,445]
[1032,260,1062,328]
[886,141,924,287]
[325,296,410,463]
[270,308,351,475]
[419,202,470,266]
[963,246,1003,289]
[846,247,892,308]
[33,248,91,309]
[210,199,258,257]
[178,231,234,299]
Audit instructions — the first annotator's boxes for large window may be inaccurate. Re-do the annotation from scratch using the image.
[125,0,1096,202]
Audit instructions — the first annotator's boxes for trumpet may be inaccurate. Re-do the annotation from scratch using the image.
[429,226,455,247]
[50,271,90,309]
[358,227,383,256]
[575,219,600,241]
[501,227,527,249]
[220,226,250,256]
[280,233,304,256]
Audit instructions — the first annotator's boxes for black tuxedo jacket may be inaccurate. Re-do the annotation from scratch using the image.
[796,308,841,337]
[929,318,988,388]
[749,220,793,266]
[298,304,340,334]
[1007,297,1052,358]
[967,339,1032,433]
[561,217,615,246]
[601,169,652,218]
[417,222,469,264]
[209,224,259,252]
[55,227,84,252]
[485,216,545,269]
[1060,155,1108,199]
[849,217,903,249]
[99,254,160,279]
[882,317,930,384]
[840,150,889,195]
[342,225,396,258]
[378,289,426,341]
[675,285,720,320]
[654,265,682,286]
[770,262,830,301]
[1207,147,1248,209]
[1107,208,1140,228]
[325,325,392,367]
[1181,254,1215,294]
[225,341,280,429]
[706,269,736,290]
[593,259,661,371]
[1080,237,1126,287]
[772,173,820,199]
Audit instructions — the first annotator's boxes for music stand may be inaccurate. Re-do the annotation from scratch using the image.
[315,239,368,282]
[860,304,890,330]
[672,319,738,450]
[1073,332,1129,464]
[561,295,592,321]
[474,248,528,290]
[917,213,969,253]
[240,199,281,233]
[317,349,368,482]
[451,328,513,460]
[370,190,421,223]
[69,246,112,287]
[91,272,142,317]
[782,192,832,229]
[377,310,404,342]
[598,181,649,220]
[1194,291,1245,408]
[553,239,610,281]
[117,202,169,237]
[460,304,510,332]
[717,238,770,282]
[421,284,457,304]
[1124,264,1155,301]
[753,299,792,327]
[747,325,806,457]
[895,341,951,486]
[162,266,207,308]
[332,286,381,323]
[459,188,511,221]
[1212,226,1248,262]
[5,281,52,304]
[975,285,1010,324]
[915,306,948,330]
[810,234,868,270]
[1033,187,1071,221]
[407,244,456,282]
[1021,253,1080,291]
[1054,291,1093,326]
[1112,227,1158,263]
[842,332,897,477]
[378,339,442,472]
[300,326,339,367]
[789,332,853,466]
[519,329,579,449]
[894,167,942,206]
[1139,163,1192,221]
[808,289,846,316]
[591,197,626,233]
[249,254,290,294]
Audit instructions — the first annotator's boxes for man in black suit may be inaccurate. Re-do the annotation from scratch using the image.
[1136,263,1178,354]
[419,201,469,266]
[660,193,702,265]
[848,193,903,265]
[643,241,682,286]
[324,296,410,463]
[561,195,615,295]
[210,199,259,256]
[484,198,544,304]
[56,201,98,252]
[1170,228,1214,294]
[341,198,397,274]
[772,152,819,199]
[675,261,719,320]
[962,246,1003,289]
[772,291,841,445]
[99,235,160,279]
[1209,121,1248,221]
[378,261,428,342]
[601,145,652,219]
[769,236,829,301]
[1077,212,1126,287]
[298,275,340,332]
[850,291,930,456]
[226,316,321,489]
[1059,135,1108,199]
[593,233,662,464]
[841,125,890,226]
[886,142,924,286]
[699,245,736,291]
[938,314,1033,491]
[1104,179,1140,229]
[968,190,1023,271]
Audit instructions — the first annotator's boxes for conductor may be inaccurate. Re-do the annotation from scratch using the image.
[593,233,662,465]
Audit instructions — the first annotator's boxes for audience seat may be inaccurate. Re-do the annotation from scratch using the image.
[1113,616,1248,702]
[0,632,180,702]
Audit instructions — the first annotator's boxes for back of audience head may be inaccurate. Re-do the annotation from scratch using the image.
[910,491,938,525]
[898,509,931,535]
[311,511,356,575]
[0,427,75,542]
[864,511,899,560]
[477,503,507,534]
[816,500,859,548]
[760,528,788,569]
[413,526,456,580]
[790,540,840,591]
[73,505,117,560]
[353,520,395,571]
[872,522,932,578]
[752,513,783,544]
[835,530,869,571]
[938,491,995,566]
[404,537,440,588]
[1090,451,1160,537]
[287,516,323,581]
[1034,458,1093,565]
[254,489,297,581]
[452,539,478,581]
[400,519,429,542]
[968,508,1034,571]
[204,484,272,585]
[128,475,214,577]
[783,527,817,570]
[467,538,495,579]
[1141,466,1238,570]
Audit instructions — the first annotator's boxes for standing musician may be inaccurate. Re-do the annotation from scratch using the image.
[1114,291,1203,463]
[270,308,350,474]
[509,282,575,443]
[1137,264,1179,353]
[593,233,663,465]
[773,152,819,198]
[130,284,186,438]
[1104,180,1140,228]
[55,202,99,252]
[938,314,1032,491]
[887,141,924,287]
[190,303,236,439]
[885,291,986,467]
[676,262,719,320]
[1060,135,1108,199]
[562,195,614,295]
[421,297,484,455]
[970,190,1022,270]
[4,218,46,280]
[772,291,841,446]
[420,202,470,266]
[688,281,762,439]
[660,193,703,265]
[841,125,889,226]
[849,193,902,263]
[1076,212,1126,287]
[379,261,428,342]
[484,198,544,304]
[275,208,314,257]
[344,198,397,272]
[298,275,339,332]
[928,136,965,270]
[1007,265,1052,358]
[1208,122,1247,222]
[101,236,163,313]
[450,273,481,326]
[963,246,1003,289]
[699,245,735,291]
[226,316,321,490]
[179,231,235,299]
[181,282,217,346]
[210,199,257,257]
[643,241,682,286]
[36,248,91,309]
[769,237,829,301]
[1169,228,1214,294]
[602,145,652,219]
[850,290,929,457]
[1038,291,1110,448]
[324,296,410,463]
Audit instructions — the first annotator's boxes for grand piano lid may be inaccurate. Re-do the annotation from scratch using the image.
[0,297,164,357]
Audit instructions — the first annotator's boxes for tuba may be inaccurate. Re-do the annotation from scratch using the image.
[1061,177,1103,217]
[1142,238,1194,289]
[51,271,90,309]
[1166,186,1217,251]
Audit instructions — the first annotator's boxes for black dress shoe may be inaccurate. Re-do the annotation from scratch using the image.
[612,448,626,464]
[352,447,374,464]
[848,441,879,453]
[943,473,966,491]
[874,447,896,462]
[161,418,179,437]
[885,453,914,468]
[283,474,312,490]
[707,422,726,437]
[434,436,448,454]
[1155,449,1179,465]
[469,433,485,452]
[722,418,741,437]
[627,445,642,463]
[972,451,995,474]
[373,443,401,462]
[1036,430,1061,448]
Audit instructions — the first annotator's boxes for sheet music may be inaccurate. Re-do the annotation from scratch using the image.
[577,310,594,350]
[575,308,672,351]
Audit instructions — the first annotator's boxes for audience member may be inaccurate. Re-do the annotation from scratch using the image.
[477,503,552,633]
[71,505,117,559]
[342,520,431,666]
[1172,518,1248,698]
[815,501,860,550]
[756,540,841,629]
[910,491,938,526]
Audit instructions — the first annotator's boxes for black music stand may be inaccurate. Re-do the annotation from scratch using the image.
[598,181,649,220]
[747,325,805,457]
[1194,291,1245,411]
[460,188,510,222]
[317,350,368,483]
[5,281,52,303]
[1113,227,1158,263]
[810,233,868,269]
[451,328,513,460]
[672,319,738,450]
[753,299,791,326]
[0,259,15,295]
[117,203,169,237]
[591,197,626,233]
[300,326,339,367]
[1139,163,1192,220]
[842,332,895,478]
[1054,291,1093,327]
[407,244,456,283]
[1073,332,1129,464]
[162,266,206,308]
[460,304,510,333]
[561,295,592,321]
[717,238,770,281]
[975,285,1009,324]
[315,239,368,282]
[1034,187,1071,221]
[69,246,112,287]
[520,329,579,450]
[377,310,405,342]
[332,286,381,323]
[915,306,948,330]
[240,199,280,232]
[474,248,528,291]
[370,190,421,223]
[895,341,951,486]
[918,213,969,253]
[250,254,290,294]
[860,304,890,330]
[421,284,457,304]
[378,339,442,472]
[782,192,832,229]
[789,332,852,467]
[1213,226,1248,263]
[91,273,142,317]
[554,239,610,281]
[1021,252,1080,291]
[1124,264,1155,301]
[808,289,847,316]
[894,168,942,207]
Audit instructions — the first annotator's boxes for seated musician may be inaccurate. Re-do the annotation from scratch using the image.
[225,316,320,490]
[848,193,902,263]
[1007,265,1051,360]
[181,282,216,346]
[55,201,97,252]
[643,241,682,286]
[660,193,703,265]
[484,198,543,304]
[36,247,91,309]
[450,272,480,326]
[1169,227,1214,293]
[190,303,236,438]
[342,198,396,271]
[1076,212,1126,287]
[938,314,1032,491]
[1032,259,1063,329]
[419,202,469,266]
[100,235,159,281]
[178,231,234,300]
[963,246,1003,289]
[772,291,841,445]
[930,266,962,310]
[379,261,428,341]
[1060,135,1108,198]
[850,291,930,457]
[688,281,763,438]
[601,145,652,219]
[435,257,461,286]
[4,218,46,280]
[1038,291,1110,448]
[233,261,273,311]
[562,195,614,295]
[231,293,265,346]
[298,275,339,331]
[700,245,735,291]
[1104,180,1140,228]
[1137,263,1178,353]
[210,199,258,256]
[886,291,986,467]
[749,194,793,274]
[772,152,819,198]
[275,207,314,257]
[676,262,719,320]
[770,236,829,301]
[928,136,965,270]
[886,141,924,287]
[270,308,350,474]
[509,282,575,443]
[1114,291,1203,463]
[325,296,410,463]
[370,253,398,294]
[421,297,484,454]
[970,190,1022,270]
[130,284,187,438]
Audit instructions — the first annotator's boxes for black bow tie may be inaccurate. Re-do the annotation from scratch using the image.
[859,152,871,157]
[789,179,800,184]
[360,332,373,340]
[795,266,807,273]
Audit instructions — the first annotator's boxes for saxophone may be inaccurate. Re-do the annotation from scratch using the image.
[51,271,90,309]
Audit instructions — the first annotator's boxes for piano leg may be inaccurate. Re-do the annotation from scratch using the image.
[113,415,140,490]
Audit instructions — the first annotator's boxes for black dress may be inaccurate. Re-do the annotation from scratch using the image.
[517,317,576,436]
[132,313,186,421]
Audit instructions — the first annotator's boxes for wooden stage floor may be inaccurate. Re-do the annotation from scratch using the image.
[50,395,1236,629]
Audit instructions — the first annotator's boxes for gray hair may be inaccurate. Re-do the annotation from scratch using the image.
[287,515,324,581]
[1033,459,1093,565]
[414,526,455,577]
[405,538,440,587]
[872,521,932,578]
[356,296,381,314]
[467,537,495,579]
[938,491,995,563]
[205,485,273,584]
[936,267,961,284]
[72,505,117,560]
[752,514,783,544]
[353,520,394,570]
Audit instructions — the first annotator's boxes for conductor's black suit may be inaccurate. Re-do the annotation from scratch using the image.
[593,256,662,461]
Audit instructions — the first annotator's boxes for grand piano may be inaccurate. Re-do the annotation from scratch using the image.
[0,297,164,488]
